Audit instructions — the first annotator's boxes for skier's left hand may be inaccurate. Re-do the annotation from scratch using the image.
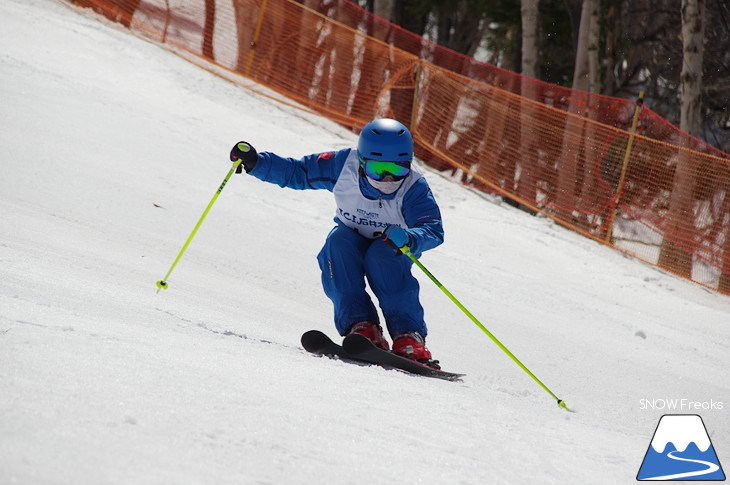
[230,141,258,173]
[381,224,410,252]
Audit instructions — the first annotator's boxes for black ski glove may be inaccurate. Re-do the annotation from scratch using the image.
[230,141,258,173]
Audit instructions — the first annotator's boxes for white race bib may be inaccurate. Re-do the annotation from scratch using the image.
[333,151,422,239]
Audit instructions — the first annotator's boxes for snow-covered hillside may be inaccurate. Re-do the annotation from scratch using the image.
[1,0,728,484]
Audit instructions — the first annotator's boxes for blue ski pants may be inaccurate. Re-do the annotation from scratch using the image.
[317,224,427,338]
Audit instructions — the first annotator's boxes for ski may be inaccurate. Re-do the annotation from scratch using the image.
[301,330,465,381]
[343,334,465,381]
[301,329,361,362]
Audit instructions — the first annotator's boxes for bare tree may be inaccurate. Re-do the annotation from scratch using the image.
[520,0,539,80]
[679,0,705,138]
[657,0,706,277]
[202,0,215,61]
[232,0,256,73]
[373,0,395,21]
[554,0,597,216]
[516,0,540,210]
[587,0,600,94]
[433,1,489,58]
[572,0,599,92]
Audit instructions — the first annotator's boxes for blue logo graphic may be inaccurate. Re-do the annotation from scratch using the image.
[637,414,725,481]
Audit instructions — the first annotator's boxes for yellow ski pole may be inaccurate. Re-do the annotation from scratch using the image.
[156,156,244,292]
[401,246,571,412]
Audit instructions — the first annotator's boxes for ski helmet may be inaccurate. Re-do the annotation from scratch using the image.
[357,118,413,163]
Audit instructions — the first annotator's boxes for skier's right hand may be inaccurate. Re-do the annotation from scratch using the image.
[230,141,258,173]
[381,224,411,254]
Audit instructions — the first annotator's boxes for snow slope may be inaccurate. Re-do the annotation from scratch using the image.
[1,0,728,483]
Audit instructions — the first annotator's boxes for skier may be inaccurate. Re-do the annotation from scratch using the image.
[230,118,444,367]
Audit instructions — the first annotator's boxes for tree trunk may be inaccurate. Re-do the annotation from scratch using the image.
[576,0,602,224]
[373,0,394,21]
[716,185,730,293]
[587,0,600,94]
[233,0,258,74]
[572,0,592,92]
[554,0,595,218]
[202,0,215,61]
[602,4,617,96]
[328,3,359,115]
[434,1,488,57]
[679,0,705,137]
[520,0,539,80]
[657,0,705,278]
[292,1,323,93]
[392,0,430,38]
[517,0,540,210]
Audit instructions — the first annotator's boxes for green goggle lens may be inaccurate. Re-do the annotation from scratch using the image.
[361,158,411,181]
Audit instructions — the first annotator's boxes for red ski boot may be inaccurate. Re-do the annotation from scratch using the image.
[392,332,440,369]
[347,321,390,351]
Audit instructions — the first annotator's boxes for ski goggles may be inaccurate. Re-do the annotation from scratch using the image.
[360,157,412,181]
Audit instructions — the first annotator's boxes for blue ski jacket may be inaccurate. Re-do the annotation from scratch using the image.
[248,148,444,255]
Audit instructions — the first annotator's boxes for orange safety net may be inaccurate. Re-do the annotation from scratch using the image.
[67,0,730,295]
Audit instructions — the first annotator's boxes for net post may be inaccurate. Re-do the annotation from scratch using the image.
[605,90,644,243]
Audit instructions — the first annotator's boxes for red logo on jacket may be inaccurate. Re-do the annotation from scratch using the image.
[317,152,335,161]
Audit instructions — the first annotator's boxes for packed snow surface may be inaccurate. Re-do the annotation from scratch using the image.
[1,0,728,483]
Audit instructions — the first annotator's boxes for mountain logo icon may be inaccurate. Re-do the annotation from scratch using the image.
[637,414,725,481]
